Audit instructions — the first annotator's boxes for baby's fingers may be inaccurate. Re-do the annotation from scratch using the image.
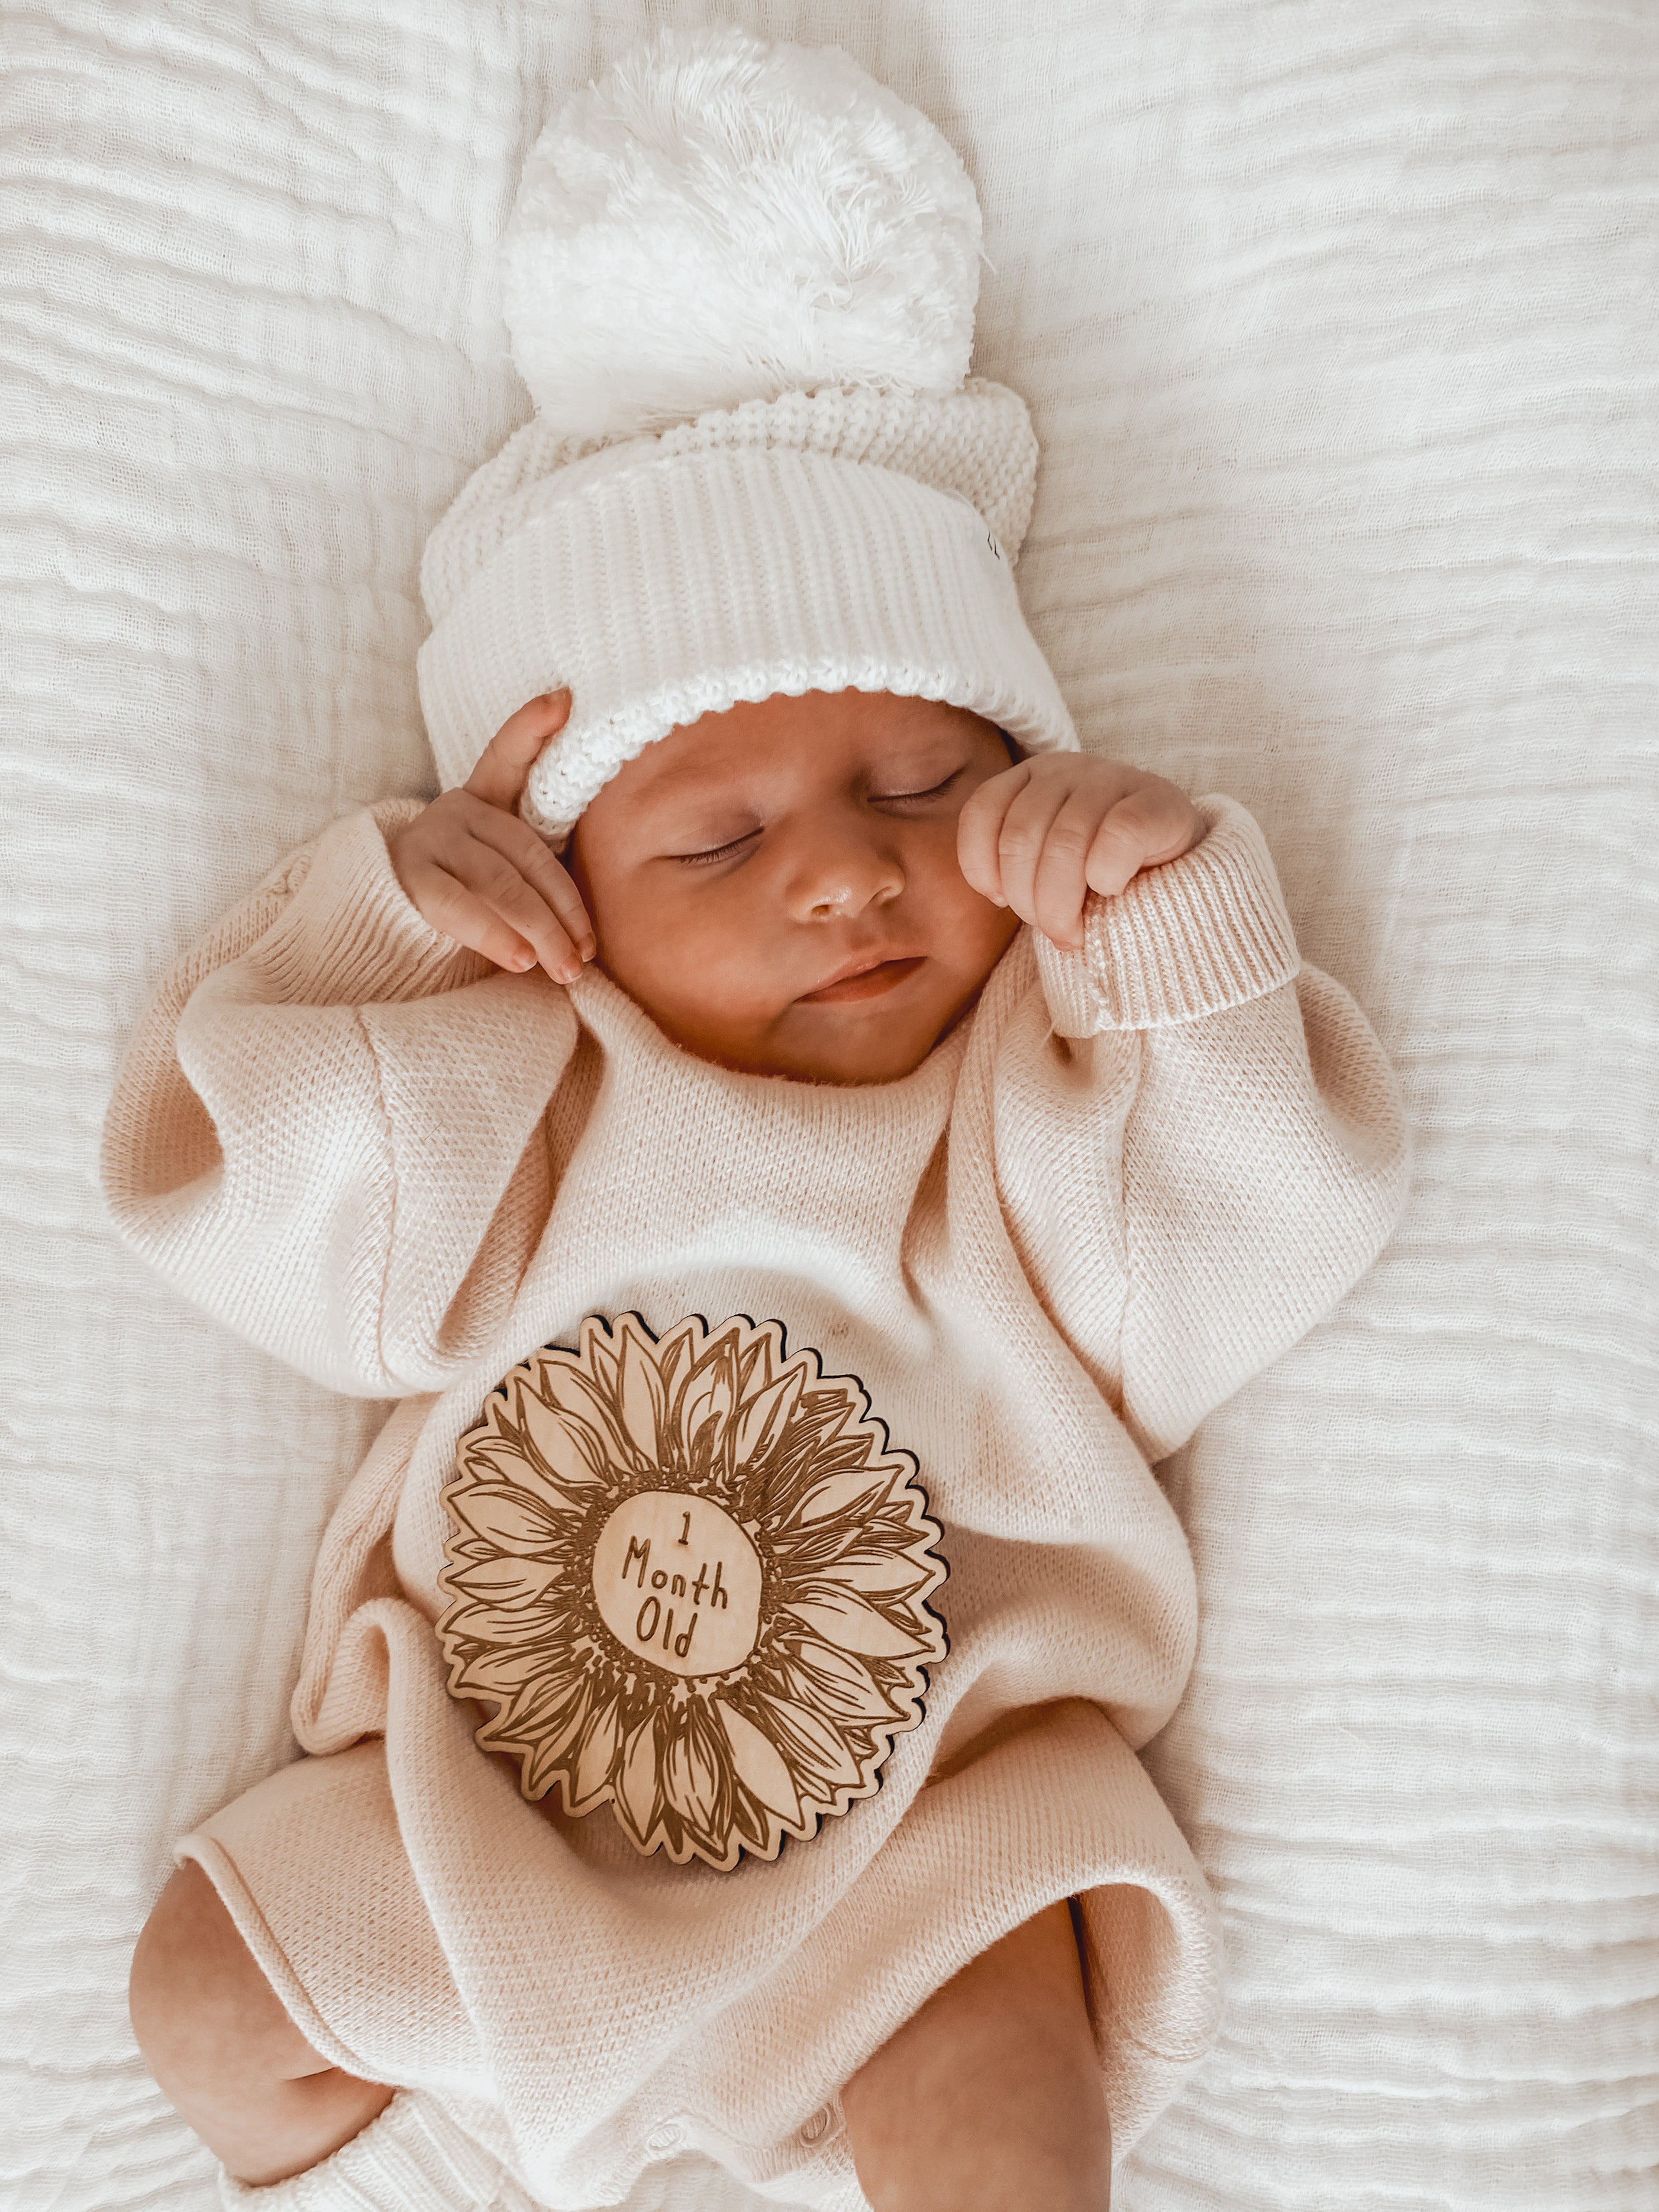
[1029,788,1110,950]
[977,770,1076,934]
[1083,786,1203,899]
[395,860,547,974]
[956,761,1032,905]
[401,836,589,979]
[463,806,595,969]
[464,691,571,812]
[386,773,593,977]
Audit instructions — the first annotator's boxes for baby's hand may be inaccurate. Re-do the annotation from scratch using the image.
[957,754,1205,951]
[388,692,595,981]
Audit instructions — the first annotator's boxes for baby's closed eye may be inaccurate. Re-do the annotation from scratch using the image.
[668,770,963,866]
[672,824,763,866]
[870,768,963,805]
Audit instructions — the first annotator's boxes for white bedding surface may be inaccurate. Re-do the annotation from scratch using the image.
[2,3,1655,2208]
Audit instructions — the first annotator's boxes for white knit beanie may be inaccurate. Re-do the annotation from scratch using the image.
[417,22,1079,845]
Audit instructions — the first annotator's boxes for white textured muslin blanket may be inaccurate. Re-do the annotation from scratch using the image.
[2,2,1655,2210]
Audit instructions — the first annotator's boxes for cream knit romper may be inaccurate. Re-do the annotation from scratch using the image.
[102,789,1410,2210]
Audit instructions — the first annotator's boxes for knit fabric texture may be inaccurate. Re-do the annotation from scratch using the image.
[216,2090,537,2212]
[101,794,1411,2208]
[413,27,1080,841]
[416,401,1079,843]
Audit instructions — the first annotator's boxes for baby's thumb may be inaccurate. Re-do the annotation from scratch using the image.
[464,690,571,810]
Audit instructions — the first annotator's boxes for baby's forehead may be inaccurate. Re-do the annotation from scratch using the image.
[648,690,1003,783]
[566,689,1014,851]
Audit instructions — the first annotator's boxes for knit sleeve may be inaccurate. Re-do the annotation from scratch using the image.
[1024,795,1412,1465]
[99,799,580,1397]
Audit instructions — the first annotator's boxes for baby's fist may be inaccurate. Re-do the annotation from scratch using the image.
[957,754,1205,951]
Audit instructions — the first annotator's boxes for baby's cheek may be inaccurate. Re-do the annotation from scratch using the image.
[928,844,1021,975]
[661,919,802,1055]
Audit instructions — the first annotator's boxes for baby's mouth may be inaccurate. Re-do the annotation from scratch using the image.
[796,954,927,1006]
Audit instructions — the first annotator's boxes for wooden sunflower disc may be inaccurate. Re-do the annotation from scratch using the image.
[435,1313,949,1871]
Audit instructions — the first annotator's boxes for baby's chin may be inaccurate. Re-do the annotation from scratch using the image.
[652,971,987,1087]
[751,1019,944,1086]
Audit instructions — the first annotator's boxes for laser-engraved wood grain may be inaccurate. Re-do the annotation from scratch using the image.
[436,1312,948,1870]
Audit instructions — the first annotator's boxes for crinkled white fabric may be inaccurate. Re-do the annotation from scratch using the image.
[2,5,1654,2212]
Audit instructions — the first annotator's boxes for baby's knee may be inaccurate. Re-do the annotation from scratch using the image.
[130,1859,313,2101]
[843,1898,1112,2211]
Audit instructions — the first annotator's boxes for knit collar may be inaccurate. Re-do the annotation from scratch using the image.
[485,952,1019,1394]
[556,961,977,1245]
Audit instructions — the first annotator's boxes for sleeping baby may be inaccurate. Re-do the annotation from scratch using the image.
[104,26,1411,2212]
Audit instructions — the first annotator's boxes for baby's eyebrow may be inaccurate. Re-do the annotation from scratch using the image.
[631,737,966,825]
[630,758,750,811]
[874,755,960,784]
[638,784,761,852]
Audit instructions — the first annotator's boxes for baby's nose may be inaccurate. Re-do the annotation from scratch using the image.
[791,840,903,920]
[775,800,909,921]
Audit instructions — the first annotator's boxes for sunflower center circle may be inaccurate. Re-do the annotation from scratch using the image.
[590,1491,763,1679]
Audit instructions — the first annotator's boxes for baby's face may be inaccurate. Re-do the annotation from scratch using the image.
[567,689,1022,1083]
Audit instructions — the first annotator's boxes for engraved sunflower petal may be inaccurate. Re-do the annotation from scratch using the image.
[495,1669,589,1744]
[578,1321,621,1396]
[778,1662,863,1730]
[438,1596,564,1645]
[662,1710,723,1835]
[734,1367,805,1467]
[783,1637,896,1724]
[680,1374,717,1447]
[783,1591,927,1659]
[680,1336,738,1458]
[615,1712,661,1845]
[758,1696,863,1794]
[517,1391,613,1490]
[448,1486,570,1554]
[522,1696,590,1797]
[791,1468,892,1526]
[454,1445,560,1513]
[616,1325,666,1463]
[655,1325,695,1394]
[713,1699,802,1825]
[820,1551,932,1598]
[572,1697,622,1806]
[447,1556,562,1604]
[455,1643,556,1696]
[534,1347,634,1456]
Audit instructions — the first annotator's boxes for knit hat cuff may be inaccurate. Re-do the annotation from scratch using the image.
[415,443,1078,841]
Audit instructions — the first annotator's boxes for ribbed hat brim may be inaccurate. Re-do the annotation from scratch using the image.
[416,443,1077,838]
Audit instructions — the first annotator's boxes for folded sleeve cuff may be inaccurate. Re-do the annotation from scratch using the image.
[1032,793,1302,1036]
[254,798,492,1006]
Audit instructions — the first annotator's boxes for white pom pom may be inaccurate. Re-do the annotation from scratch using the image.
[502,23,985,444]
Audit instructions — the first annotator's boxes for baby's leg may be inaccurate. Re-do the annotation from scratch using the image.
[841,1897,1111,2212]
[129,1860,394,2184]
